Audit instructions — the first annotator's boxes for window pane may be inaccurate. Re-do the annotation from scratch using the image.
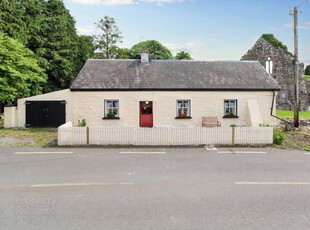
[177,100,190,117]
[224,100,237,116]
[112,109,118,115]
[107,101,112,107]
[113,101,118,107]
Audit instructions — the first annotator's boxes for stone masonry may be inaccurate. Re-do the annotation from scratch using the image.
[241,36,309,112]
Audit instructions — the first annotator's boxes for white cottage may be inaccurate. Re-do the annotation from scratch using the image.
[8,52,281,128]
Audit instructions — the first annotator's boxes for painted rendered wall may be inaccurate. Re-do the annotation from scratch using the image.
[17,89,72,127]
[17,90,276,128]
[4,106,18,128]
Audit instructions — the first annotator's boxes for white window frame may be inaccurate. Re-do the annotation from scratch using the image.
[176,100,191,117]
[224,99,237,116]
[104,100,119,117]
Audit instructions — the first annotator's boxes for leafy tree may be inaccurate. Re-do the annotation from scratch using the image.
[0,0,94,92]
[0,0,28,44]
[175,51,192,60]
[0,34,47,105]
[129,40,173,60]
[305,65,310,75]
[93,16,123,59]
[115,48,129,59]
[76,35,95,67]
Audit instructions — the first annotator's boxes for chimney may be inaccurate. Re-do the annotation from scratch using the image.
[140,50,149,63]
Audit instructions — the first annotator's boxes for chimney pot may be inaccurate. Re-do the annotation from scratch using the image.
[141,51,149,63]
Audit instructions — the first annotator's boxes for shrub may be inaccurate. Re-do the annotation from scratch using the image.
[230,124,237,128]
[78,119,86,127]
[273,129,284,145]
[259,123,271,127]
[107,112,116,118]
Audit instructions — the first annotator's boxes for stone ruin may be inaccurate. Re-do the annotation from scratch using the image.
[241,35,309,112]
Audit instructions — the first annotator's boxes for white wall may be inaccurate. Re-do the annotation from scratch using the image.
[16,90,276,128]
[17,89,72,127]
[4,106,18,128]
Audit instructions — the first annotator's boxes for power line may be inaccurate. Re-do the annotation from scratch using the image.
[296,0,309,9]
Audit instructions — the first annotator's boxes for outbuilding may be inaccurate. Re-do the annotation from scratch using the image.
[7,52,280,128]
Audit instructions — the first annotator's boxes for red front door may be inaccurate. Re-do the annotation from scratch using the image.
[140,101,153,127]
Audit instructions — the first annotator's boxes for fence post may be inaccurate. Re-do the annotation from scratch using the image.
[86,127,89,145]
[232,127,236,145]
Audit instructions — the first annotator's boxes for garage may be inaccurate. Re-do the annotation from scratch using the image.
[25,101,66,127]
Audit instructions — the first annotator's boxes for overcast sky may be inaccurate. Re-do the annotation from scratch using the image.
[63,0,310,65]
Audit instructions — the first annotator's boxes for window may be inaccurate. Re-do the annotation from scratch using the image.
[176,100,191,118]
[104,100,119,118]
[224,100,237,117]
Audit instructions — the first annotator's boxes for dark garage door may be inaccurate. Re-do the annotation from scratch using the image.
[26,101,66,127]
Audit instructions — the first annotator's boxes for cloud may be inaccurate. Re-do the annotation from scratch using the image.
[77,25,95,35]
[164,42,203,53]
[305,22,310,25]
[72,0,137,5]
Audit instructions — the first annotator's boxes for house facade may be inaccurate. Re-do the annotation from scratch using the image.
[8,53,280,128]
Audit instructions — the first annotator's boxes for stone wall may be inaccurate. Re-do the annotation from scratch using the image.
[241,37,309,112]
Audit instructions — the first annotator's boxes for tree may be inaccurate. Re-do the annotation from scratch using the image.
[175,51,192,60]
[0,0,94,92]
[0,0,28,44]
[129,40,173,60]
[305,65,310,75]
[76,35,95,71]
[0,34,47,105]
[93,16,123,59]
[115,48,129,59]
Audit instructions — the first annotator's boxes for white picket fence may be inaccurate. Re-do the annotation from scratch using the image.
[58,123,273,146]
[89,127,234,146]
[235,127,273,144]
[58,122,87,146]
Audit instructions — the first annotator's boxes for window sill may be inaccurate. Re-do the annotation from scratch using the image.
[102,117,120,120]
[175,116,192,119]
[223,115,239,119]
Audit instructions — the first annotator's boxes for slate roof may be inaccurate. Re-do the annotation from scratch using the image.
[70,59,281,91]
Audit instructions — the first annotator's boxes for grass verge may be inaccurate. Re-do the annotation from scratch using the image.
[0,128,58,147]
[276,110,310,120]
[273,131,310,151]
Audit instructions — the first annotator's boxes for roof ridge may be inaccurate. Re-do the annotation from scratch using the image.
[87,59,259,63]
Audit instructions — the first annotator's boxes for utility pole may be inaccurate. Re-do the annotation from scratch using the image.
[290,0,309,127]
[291,7,300,128]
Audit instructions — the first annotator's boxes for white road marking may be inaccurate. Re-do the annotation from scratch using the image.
[119,152,166,154]
[205,146,218,151]
[304,152,310,155]
[218,151,266,154]
[31,182,134,188]
[234,182,310,185]
[14,151,73,155]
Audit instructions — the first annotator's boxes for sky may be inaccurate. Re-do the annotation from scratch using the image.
[63,0,310,65]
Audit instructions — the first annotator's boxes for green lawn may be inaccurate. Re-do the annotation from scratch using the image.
[304,75,310,80]
[276,110,310,120]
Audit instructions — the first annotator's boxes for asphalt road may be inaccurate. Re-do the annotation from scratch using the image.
[0,147,310,230]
